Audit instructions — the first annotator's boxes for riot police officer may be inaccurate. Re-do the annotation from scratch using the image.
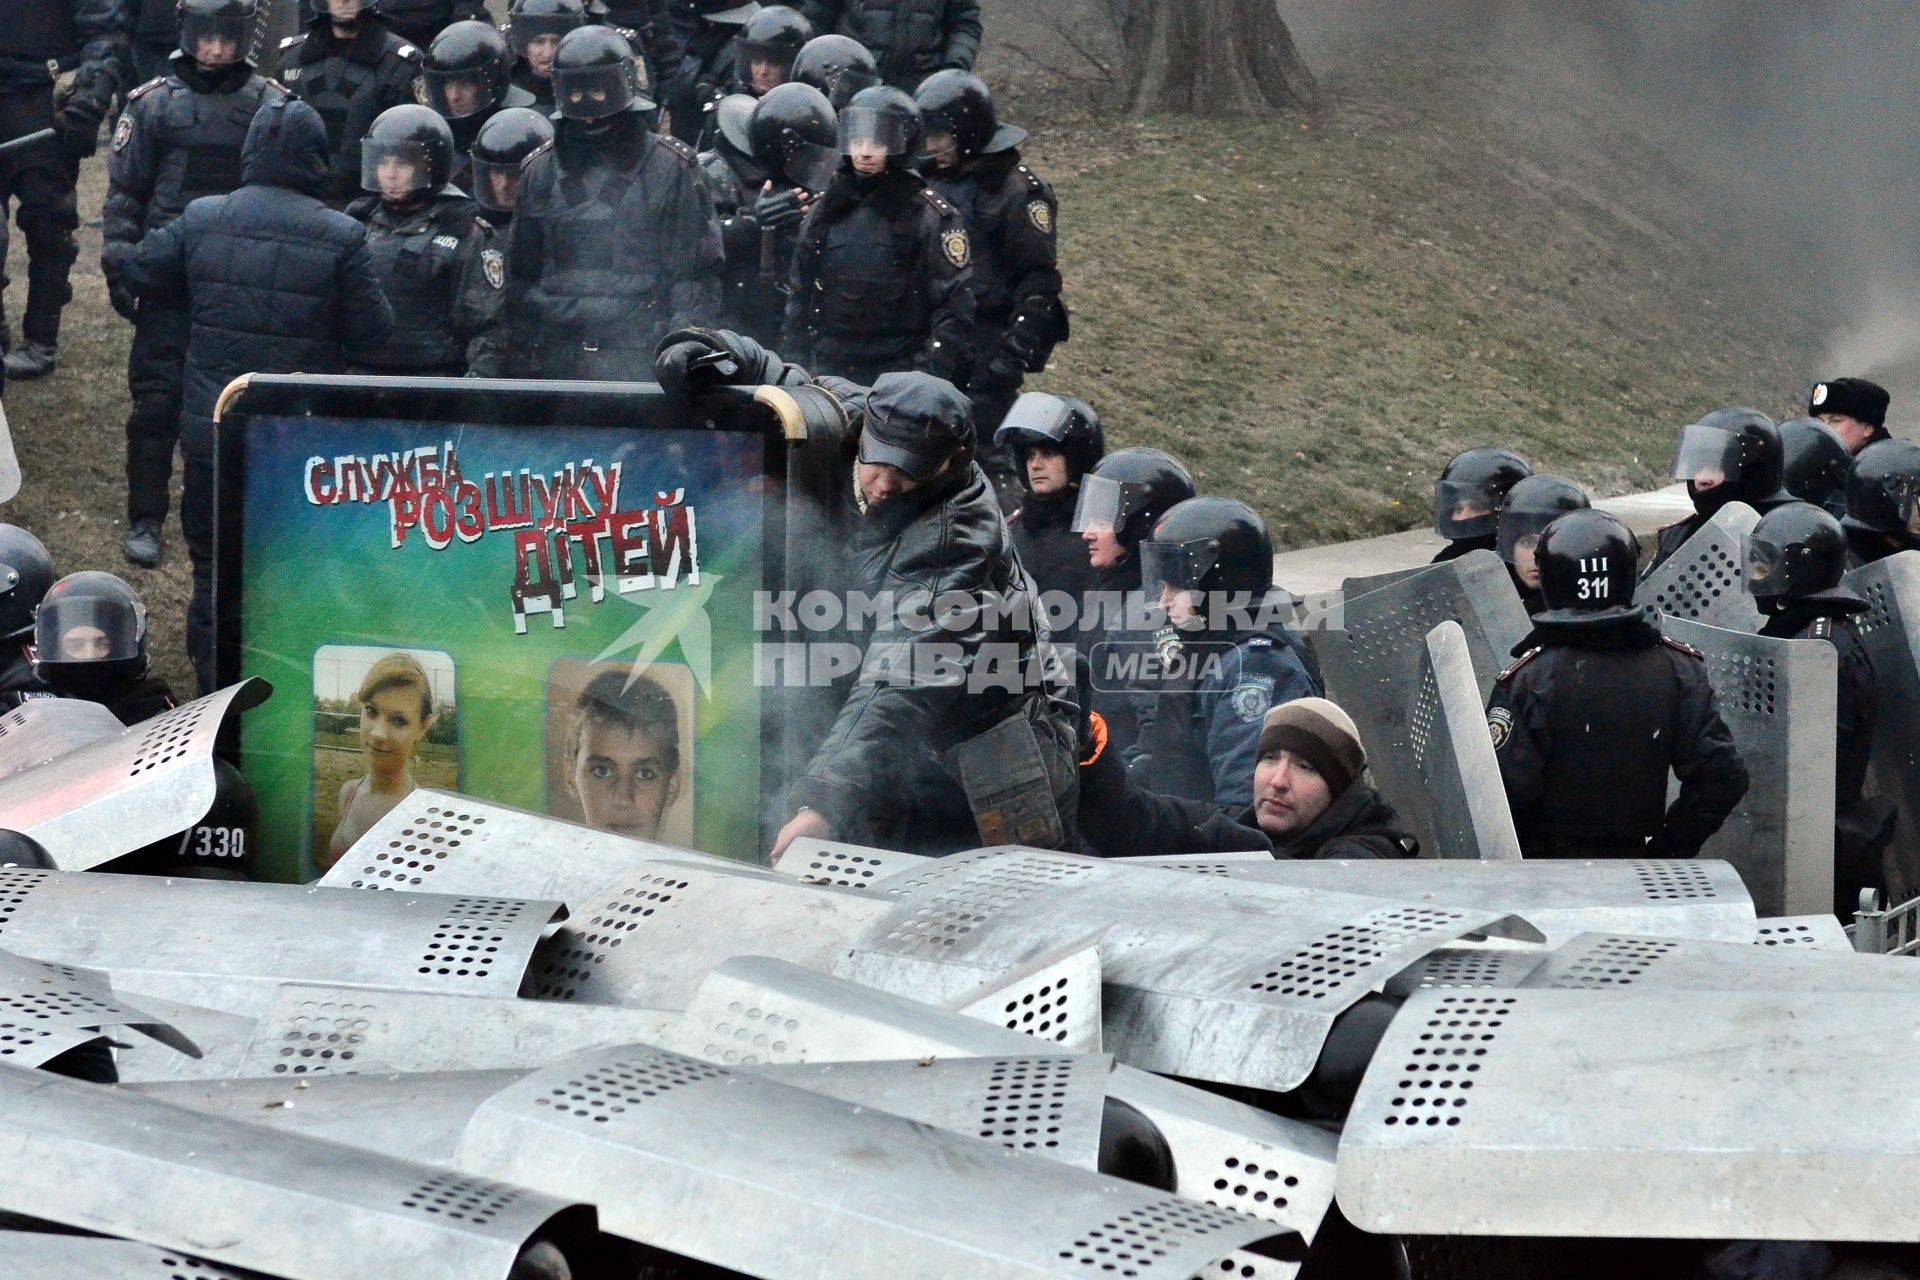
[1494,474,1588,615]
[800,0,980,90]
[468,104,551,230]
[506,0,589,108]
[1646,407,1796,575]
[419,20,536,192]
[295,0,490,50]
[1778,416,1853,520]
[104,0,287,572]
[1430,446,1530,562]
[1841,438,1920,568]
[278,0,423,206]
[1132,496,1321,810]
[33,570,177,724]
[785,84,972,385]
[0,524,56,711]
[995,390,1103,601]
[0,0,124,381]
[349,105,505,377]
[730,4,810,95]
[1487,508,1748,859]
[662,0,758,145]
[792,32,876,108]
[916,70,1064,454]
[1744,501,1889,917]
[507,26,723,379]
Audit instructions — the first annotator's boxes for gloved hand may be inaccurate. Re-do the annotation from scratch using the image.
[752,187,806,232]
[56,103,104,158]
[653,327,778,395]
[108,279,138,322]
[972,351,1025,397]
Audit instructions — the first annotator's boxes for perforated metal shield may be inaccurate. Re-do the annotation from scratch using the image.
[0,680,270,870]
[948,935,1104,1052]
[3,1231,256,1280]
[1120,857,1757,947]
[525,862,891,1008]
[1309,553,1531,861]
[0,947,198,1067]
[456,1044,1291,1278]
[1844,552,1920,901]
[774,837,933,889]
[0,400,20,506]
[1381,946,1547,998]
[108,989,260,1084]
[1639,501,1762,629]
[0,698,125,780]
[1518,931,1920,992]
[1339,989,1920,1240]
[1752,915,1853,950]
[0,1065,596,1280]
[842,849,1541,1092]
[1664,616,1836,916]
[1411,622,1521,861]
[0,868,563,1018]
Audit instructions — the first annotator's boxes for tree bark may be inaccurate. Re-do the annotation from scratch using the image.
[1119,0,1319,116]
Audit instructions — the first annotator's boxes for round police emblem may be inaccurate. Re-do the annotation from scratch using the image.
[112,116,133,153]
[941,228,971,269]
[1230,681,1270,723]
[1487,706,1514,751]
[1027,200,1053,235]
[1812,382,1829,407]
[481,249,505,290]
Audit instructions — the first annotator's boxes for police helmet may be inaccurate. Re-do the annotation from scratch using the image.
[551,25,652,120]
[1496,474,1589,567]
[108,759,259,880]
[1072,448,1195,549]
[1745,501,1860,611]
[1434,447,1531,541]
[1777,416,1852,511]
[178,0,256,63]
[732,5,812,94]
[470,106,552,213]
[792,33,878,110]
[0,829,54,870]
[994,391,1105,488]
[1844,438,1920,543]
[33,571,150,692]
[507,0,588,59]
[914,70,1025,163]
[1534,509,1639,620]
[837,84,922,164]
[0,524,55,639]
[747,82,839,191]
[423,20,513,119]
[1139,496,1274,602]
[361,104,454,198]
[1670,407,1790,514]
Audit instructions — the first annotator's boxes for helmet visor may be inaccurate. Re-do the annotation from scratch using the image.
[35,597,144,664]
[553,61,635,120]
[1496,507,1563,565]
[1670,423,1747,486]
[1433,478,1502,540]
[472,156,523,211]
[1139,537,1221,597]
[1744,536,1802,599]
[734,37,796,89]
[424,67,499,118]
[823,65,879,110]
[993,392,1073,450]
[1072,473,1133,535]
[838,105,909,157]
[361,138,436,197]
[772,132,839,192]
[508,14,582,54]
[180,13,250,63]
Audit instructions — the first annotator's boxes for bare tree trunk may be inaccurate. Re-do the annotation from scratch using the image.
[1120,0,1318,116]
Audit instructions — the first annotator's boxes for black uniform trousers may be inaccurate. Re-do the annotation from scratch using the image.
[125,299,190,526]
[0,87,80,348]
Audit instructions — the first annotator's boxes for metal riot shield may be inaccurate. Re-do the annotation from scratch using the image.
[109,988,260,1084]
[1843,550,1920,901]
[0,1065,598,1280]
[1118,857,1757,947]
[3,1231,256,1280]
[1518,930,1920,992]
[0,947,198,1067]
[1381,946,1547,998]
[0,681,270,869]
[524,861,891,1007]
[772,836,932,889]
[1639,501,1762,630]
[0,397,19,504]
[0,698,124,780]
[1338,989,1920,1240]
[1753,916,1853,950]
[1412,622,1521,860]
[1308,552,1530,860]
[841,849,1540,1092]
[0,868,563,1017]
[948,935,1104,1052]
[455,1044,1292,1279]
[1664,616,1836,916]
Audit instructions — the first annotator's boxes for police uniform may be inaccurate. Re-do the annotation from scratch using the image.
[784,164,974,386]
[0,636,55,711]
[103,56,286,539]
[347,189,507,377]
[1487,610,1749,858]
[506,114,724,380]
[663,0,740,144]
[927,150,1065,437]
[277,16,422,206]
[698,141,790,345]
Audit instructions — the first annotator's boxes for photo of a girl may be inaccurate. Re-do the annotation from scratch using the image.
[312,647,459,873]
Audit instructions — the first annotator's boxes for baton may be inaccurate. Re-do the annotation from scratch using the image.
[0,129,55,161]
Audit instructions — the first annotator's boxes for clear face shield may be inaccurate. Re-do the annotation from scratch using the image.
[360,138,435,200]
[424,68,498,119]
[35,597,145,665]
[770,127,839,192]
[1496,507,1562,566]
[993,392,1073,452]
[553,60,636,120]
[1139,536,1221,626]
[180,13,250,66]
[323,0,366,22]
[821,64,879,110]
[734,37,794,93]
[472,156,524,212]
[508,14,581,59]
[837,105,909,160]
[1071,472,1139,536]
[1670,423,1750,490]
[1432,479,1502,540]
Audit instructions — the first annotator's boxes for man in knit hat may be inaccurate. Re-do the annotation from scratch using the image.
[1074,695,1416,860]
[1810,377,1892,455]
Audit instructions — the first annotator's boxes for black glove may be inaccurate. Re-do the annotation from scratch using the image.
[108,280,138,322]
[56,104,104,158]
[973,351,1025,396]
[653,327,779,395]
[752,188,806,232]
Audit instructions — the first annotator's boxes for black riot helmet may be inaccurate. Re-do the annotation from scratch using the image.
[0,830,54,869]
[178,0,256,64]
[712,92,756,160]
[361,104,454,198]
[1140,497,1275,605]
[507,0,588,59]
[747,82,839,191]
[109,758,260,880]
[1433,447,1531,541]
[792,34,879,110]
[423,20,513,119]
[1843,438,1920,543]
[914,69,1025,163]
[732,5,812,95]
[1670,407,1789,516]
[1745,502,1860,611]
[33,571,150,693]
[551,25,652,121]
[1496,474,1589,567]
[994,392,1105,488]
[837,84,922,164]
[1534,509,1639,621]
[470,106,553,213]
[1777,416,1852,511]
[1073,448,1195,551]
[0,524,55,639]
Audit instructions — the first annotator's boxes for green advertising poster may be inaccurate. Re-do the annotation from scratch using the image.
[220,381,780,883]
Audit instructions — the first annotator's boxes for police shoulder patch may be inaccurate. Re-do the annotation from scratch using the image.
[111,114,134,153]
[657,135,698,166]
[1245,635,1274,648]
[1027,198,1053,235]
[279,34,302,51]
[940,226,971,269]
[921,187,957,217]
[481,248,505,290]
[1487,706,1515,751]
[433,233,460,250]
[1659,636,1705,660]
[1495,646,1541,682]
[127,76,166,102]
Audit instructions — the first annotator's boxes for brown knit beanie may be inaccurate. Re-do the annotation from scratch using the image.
[1256,698,1366,796]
